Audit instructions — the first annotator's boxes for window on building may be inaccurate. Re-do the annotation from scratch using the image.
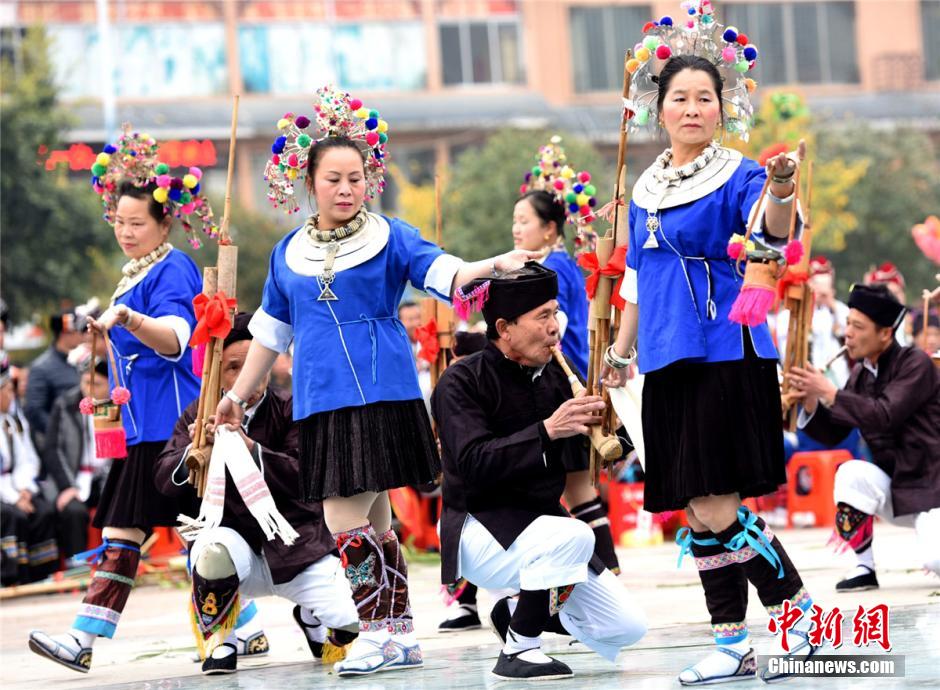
[722,1,859,86]
[438,20,525,85]
[923,0,940,81]
[570,5,651,92]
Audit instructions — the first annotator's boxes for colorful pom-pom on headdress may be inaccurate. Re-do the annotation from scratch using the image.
[264,86,390,215]
[520,136,599,253]
[625,0,759,141]
[90,124,218,249]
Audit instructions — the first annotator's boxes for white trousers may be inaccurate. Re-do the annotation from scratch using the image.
[190,526,358,630]
[458,514,647,661]
[834,460,940,575]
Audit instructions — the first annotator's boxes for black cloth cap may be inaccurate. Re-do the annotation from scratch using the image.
[457,262,558,336]
[453,331,487,357]
[848,284,907,330]
[223,312,254,349]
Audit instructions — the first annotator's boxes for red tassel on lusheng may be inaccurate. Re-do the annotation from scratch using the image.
[95,428,127,459]
[729,285,776,326]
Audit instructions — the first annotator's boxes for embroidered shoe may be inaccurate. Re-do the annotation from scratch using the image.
[189,630,270,662]
[439,606,482,633]
[678,647,756,685]
[491,649,573,680]
[759,629,820,684]
[836,565,879,592]
[380,640,424,671]
[28,631,93,674]
[333,634,397,676]
[291,605,326,659]
[201,643,238,675]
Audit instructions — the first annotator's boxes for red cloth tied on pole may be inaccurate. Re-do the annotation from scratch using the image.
[414,319,440,365]
[190,291,237,346]
[578,245,628,311]
[776,269,809,303]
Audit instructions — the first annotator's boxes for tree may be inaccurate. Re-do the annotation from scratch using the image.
[815,124,940,298]
[0,28,116,322]
[441,129,612,261]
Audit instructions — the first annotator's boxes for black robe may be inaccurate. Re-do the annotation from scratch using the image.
[154,388,335,584]
[431,342,599,584]
[802,342,940,516]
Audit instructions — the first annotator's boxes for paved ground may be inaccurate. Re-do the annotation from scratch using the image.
[2,524,937,689]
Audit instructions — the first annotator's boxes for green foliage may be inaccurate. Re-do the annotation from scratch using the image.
[815,124,940,299]
[441,129,612,261]
[0,28,115,321]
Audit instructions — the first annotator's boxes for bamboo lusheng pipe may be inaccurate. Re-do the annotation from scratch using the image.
[552,348,622,462]
[188,95,240,497]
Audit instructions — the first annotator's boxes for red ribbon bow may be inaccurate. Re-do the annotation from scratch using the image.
[414,319,440,365]
[190,291,237,346]
[775,268,809,303]
[578,245,628,311]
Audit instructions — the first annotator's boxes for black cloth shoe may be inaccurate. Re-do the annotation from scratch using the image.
[438,605,482,632]
[292,605,325,658]
[201,643,237,675]
[836,566,879,592]
[491,650,573,680]
[28,631,92,674]
[489,597,512,643]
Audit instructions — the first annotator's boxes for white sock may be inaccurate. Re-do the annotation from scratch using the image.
[298,609,327,644]
[392,629,418,646]
[855,547,875,571]
[211,632,237,659]
[504,627,539,654]
[678,639,750,682]
[445,604,478,621]
[67,628,95,650]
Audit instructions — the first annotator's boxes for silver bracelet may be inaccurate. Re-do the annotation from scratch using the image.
[768,189,795,205]
[225,389,249,410]
[604,344,636,369]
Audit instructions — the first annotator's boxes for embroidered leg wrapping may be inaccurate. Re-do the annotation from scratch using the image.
[571,497,621,574]
[832,502,874,554]
[677,528,749,646]
[335,525,387,633]
[715,508,812,616]
[72,538,140,639]
[378,529,413,634]
[190,543,241,659]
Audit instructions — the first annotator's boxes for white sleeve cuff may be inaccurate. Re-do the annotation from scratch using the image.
[797,405,816,429]
[423,254,464,303]
[249,308,294,354]
[620,268,638,305]
[154,315,192,362]
[747,195,804,249]
[556,310,569,338]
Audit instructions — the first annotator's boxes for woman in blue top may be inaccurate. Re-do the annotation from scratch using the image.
[510,188,621,574]
[605,55,817,684]
[29,156,203,673]
[215,92,536,677]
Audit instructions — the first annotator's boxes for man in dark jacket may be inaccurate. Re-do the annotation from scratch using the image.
[24,310,86,451]
[789,284,940,591]
[44,356,112,561]
[153,313,358,675]
[432,265,646,681]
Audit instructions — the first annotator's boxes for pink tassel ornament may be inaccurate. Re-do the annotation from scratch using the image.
[784,239,804,266]
[453,280,491,320]
[729,262,780,326]
[79,397,95,415]
[111,386,131,405]
[95,427,127,459]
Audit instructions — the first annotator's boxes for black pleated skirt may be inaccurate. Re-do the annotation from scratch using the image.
[298,399,441,500]
[641,336,786,513]
[94,441,181,530]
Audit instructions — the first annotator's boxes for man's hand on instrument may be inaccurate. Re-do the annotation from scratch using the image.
[543,390,606,440]
[787,364,837,412]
